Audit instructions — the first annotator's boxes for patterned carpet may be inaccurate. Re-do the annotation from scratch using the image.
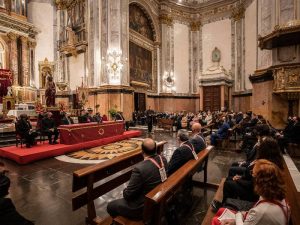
[55,139,143,164]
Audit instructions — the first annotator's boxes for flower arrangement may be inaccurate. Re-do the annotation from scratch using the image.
[35,101,45,114]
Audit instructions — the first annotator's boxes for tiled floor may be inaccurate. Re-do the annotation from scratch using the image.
[1,129,245,225]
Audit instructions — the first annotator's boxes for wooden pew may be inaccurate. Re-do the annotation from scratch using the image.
[201,178,225,225]
[157,118,174,132]
[201,123,214,137]
[283,155,300,225]
[114,146,214,225]
[72,141,167,225]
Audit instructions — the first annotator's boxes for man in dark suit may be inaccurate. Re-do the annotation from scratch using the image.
[190,123,206,153]
[168,129,198,175]
[16,114,38,148]
[146,107,154,133]
[61,112,74,125]
[41,112,59,144]
[0,171,34,225]
[107,138,168,220]
[210,116,230,146]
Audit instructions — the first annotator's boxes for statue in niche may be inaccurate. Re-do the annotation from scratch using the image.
[45,76,56,107]
[276,68,285,90]
[66,26,77,46]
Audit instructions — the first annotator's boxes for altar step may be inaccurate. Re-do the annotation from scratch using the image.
[0,132,16,147]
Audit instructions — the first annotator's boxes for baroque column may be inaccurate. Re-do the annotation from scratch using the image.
[21,36,29,86]
[159,10,173,93]
[7,32,18,85]
[231,3,245,92]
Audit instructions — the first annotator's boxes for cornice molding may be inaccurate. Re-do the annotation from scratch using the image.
[0,13,38,38]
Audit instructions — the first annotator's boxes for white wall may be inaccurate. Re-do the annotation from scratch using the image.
[245,0,257,90]
[202,19,231,72]
[173,23,189,93]
[28,1,54,89]
[69,54,85,90]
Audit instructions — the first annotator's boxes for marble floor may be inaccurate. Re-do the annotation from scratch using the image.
[0,129,245,225]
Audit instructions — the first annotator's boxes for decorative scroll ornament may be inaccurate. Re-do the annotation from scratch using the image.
[163,71,176,92]
[106,49,124,85]
[159,14,173,26]
[190,21,201,31]
[231,3,245,21]
[273,66,300,100]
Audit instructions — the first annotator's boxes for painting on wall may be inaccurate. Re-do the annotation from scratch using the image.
[129,4,154,41]
[129,41,152,89]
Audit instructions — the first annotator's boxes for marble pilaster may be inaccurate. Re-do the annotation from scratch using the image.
[7,32,18,85]
[21,36,29,86]
[160,13,173,93]
[28,40,37,87]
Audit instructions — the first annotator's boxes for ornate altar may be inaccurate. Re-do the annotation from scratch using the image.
[38,58,55,89]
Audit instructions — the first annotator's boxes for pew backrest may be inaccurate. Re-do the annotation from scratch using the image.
[72,141,167,224]
[143,145,214,224]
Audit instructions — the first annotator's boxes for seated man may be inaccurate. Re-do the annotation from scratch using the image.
[210,116,230,146]
[0,168,34,225]
[190,123,206,153]
[61,112,74,125]
[41,112,59,144]
[107,138,167,220]
[16,114,38,148]
[168,129,198,175]
[93,112,102,123]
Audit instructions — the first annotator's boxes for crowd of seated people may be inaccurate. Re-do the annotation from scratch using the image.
[210,127,291,225]
[107,122,207,221]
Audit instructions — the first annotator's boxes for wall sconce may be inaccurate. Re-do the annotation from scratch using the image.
[106,48,123,85]
[163,71,175,92]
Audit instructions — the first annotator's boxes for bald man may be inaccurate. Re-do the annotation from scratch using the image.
[107,138,168,220]
[190,123,206,153]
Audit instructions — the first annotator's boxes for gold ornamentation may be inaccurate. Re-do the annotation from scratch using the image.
[159,14,173,26]
[7,32,17,41]
[231,3,245,22]
[273,66,300,99]
[190,21,201,31]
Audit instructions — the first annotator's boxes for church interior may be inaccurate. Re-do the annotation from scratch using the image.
[0,0,300,225]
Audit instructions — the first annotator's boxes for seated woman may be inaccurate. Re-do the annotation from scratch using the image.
[212,159,290,225]
[215,137,284,206]
[16,114,38,148]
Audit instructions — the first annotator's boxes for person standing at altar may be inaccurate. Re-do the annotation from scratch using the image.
[45,76,56,107]
[41,112,59,144]
[16,114,38,148]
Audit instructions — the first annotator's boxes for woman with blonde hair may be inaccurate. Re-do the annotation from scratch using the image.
[212,159,290,225]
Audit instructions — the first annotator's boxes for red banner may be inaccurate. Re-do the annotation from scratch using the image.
[58,121,125,145]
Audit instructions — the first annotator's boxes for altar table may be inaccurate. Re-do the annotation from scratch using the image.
[58,121,125,145]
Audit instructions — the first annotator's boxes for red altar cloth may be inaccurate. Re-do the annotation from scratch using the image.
[58,121,125,145]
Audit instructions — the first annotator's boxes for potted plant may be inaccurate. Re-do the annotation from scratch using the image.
[108,108,117,120]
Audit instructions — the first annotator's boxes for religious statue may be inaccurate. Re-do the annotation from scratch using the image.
[6,86,12,97]
[45,76,56,107]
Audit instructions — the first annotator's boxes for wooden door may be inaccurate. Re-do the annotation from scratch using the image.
[203,86,220,111]
[134,93,146,112]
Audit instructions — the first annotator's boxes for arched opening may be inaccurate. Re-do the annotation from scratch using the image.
[129,3,158,112]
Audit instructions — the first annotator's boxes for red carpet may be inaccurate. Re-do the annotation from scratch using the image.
[0,130,141,164]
